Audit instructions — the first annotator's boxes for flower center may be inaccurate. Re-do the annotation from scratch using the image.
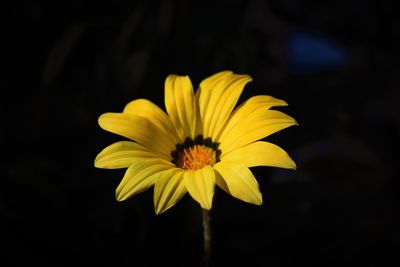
[178,145,216,170]
[171,135,221,170]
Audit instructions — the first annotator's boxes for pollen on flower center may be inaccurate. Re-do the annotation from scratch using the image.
[178,145,216,170]
[171,135,221,170]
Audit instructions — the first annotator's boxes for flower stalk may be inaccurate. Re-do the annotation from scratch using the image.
[202,209,211,267]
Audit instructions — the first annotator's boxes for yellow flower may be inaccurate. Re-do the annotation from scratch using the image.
[95,71,297,214]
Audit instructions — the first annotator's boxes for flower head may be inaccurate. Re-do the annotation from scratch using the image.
[95,71,297,214]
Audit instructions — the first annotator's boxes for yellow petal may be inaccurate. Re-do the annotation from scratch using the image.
[94,141,159,169]
[194,88,203,136]
[164,75,197,140]
[116,159,174,201]
[218,95,291,142]
[218,94,293,131]
[219,109,297,155]
[199,71,233,89]
[198,71,252,139]
[213,161,262,205]
[98,112,175,159]
[235,95,289,112]
[153,169,186,214]
[221,141,296,169]
[184,166,215,210]
[123,99,180,144]
[214,170,229,193]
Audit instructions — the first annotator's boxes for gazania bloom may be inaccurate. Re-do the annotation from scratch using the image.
[95,71,297,214]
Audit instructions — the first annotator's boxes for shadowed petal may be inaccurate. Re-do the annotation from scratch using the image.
[153,169,186,214]
[123,98,180,144]
[221,141,296,169]
[214,169,229,193]
[116,159,174,201]
[185,166,215,210]
[213,161,262,205]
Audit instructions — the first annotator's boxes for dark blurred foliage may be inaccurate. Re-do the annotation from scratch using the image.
[2,0,400,266]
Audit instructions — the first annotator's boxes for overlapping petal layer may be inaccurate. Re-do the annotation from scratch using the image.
[198,71,252,140]
[154,169,186,214]
[214,161,262,205]
[123,99,180,144]
[116,158,174,201]
[98,112,175,160]
[95,141,160,169]
[185,166,215,210]
[219,97,298,155]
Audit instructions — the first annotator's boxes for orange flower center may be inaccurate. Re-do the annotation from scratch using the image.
[178,145,216,170]
[171,135,221,170]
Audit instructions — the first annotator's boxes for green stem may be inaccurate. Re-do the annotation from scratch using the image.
[202,209,211,267]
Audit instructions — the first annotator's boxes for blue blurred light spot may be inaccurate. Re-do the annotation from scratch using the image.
[286,31,347,72]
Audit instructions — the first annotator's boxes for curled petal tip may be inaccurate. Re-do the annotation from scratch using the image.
[115,193,124,202]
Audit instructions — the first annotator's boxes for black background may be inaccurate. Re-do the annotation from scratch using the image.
[3,1,399,266]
